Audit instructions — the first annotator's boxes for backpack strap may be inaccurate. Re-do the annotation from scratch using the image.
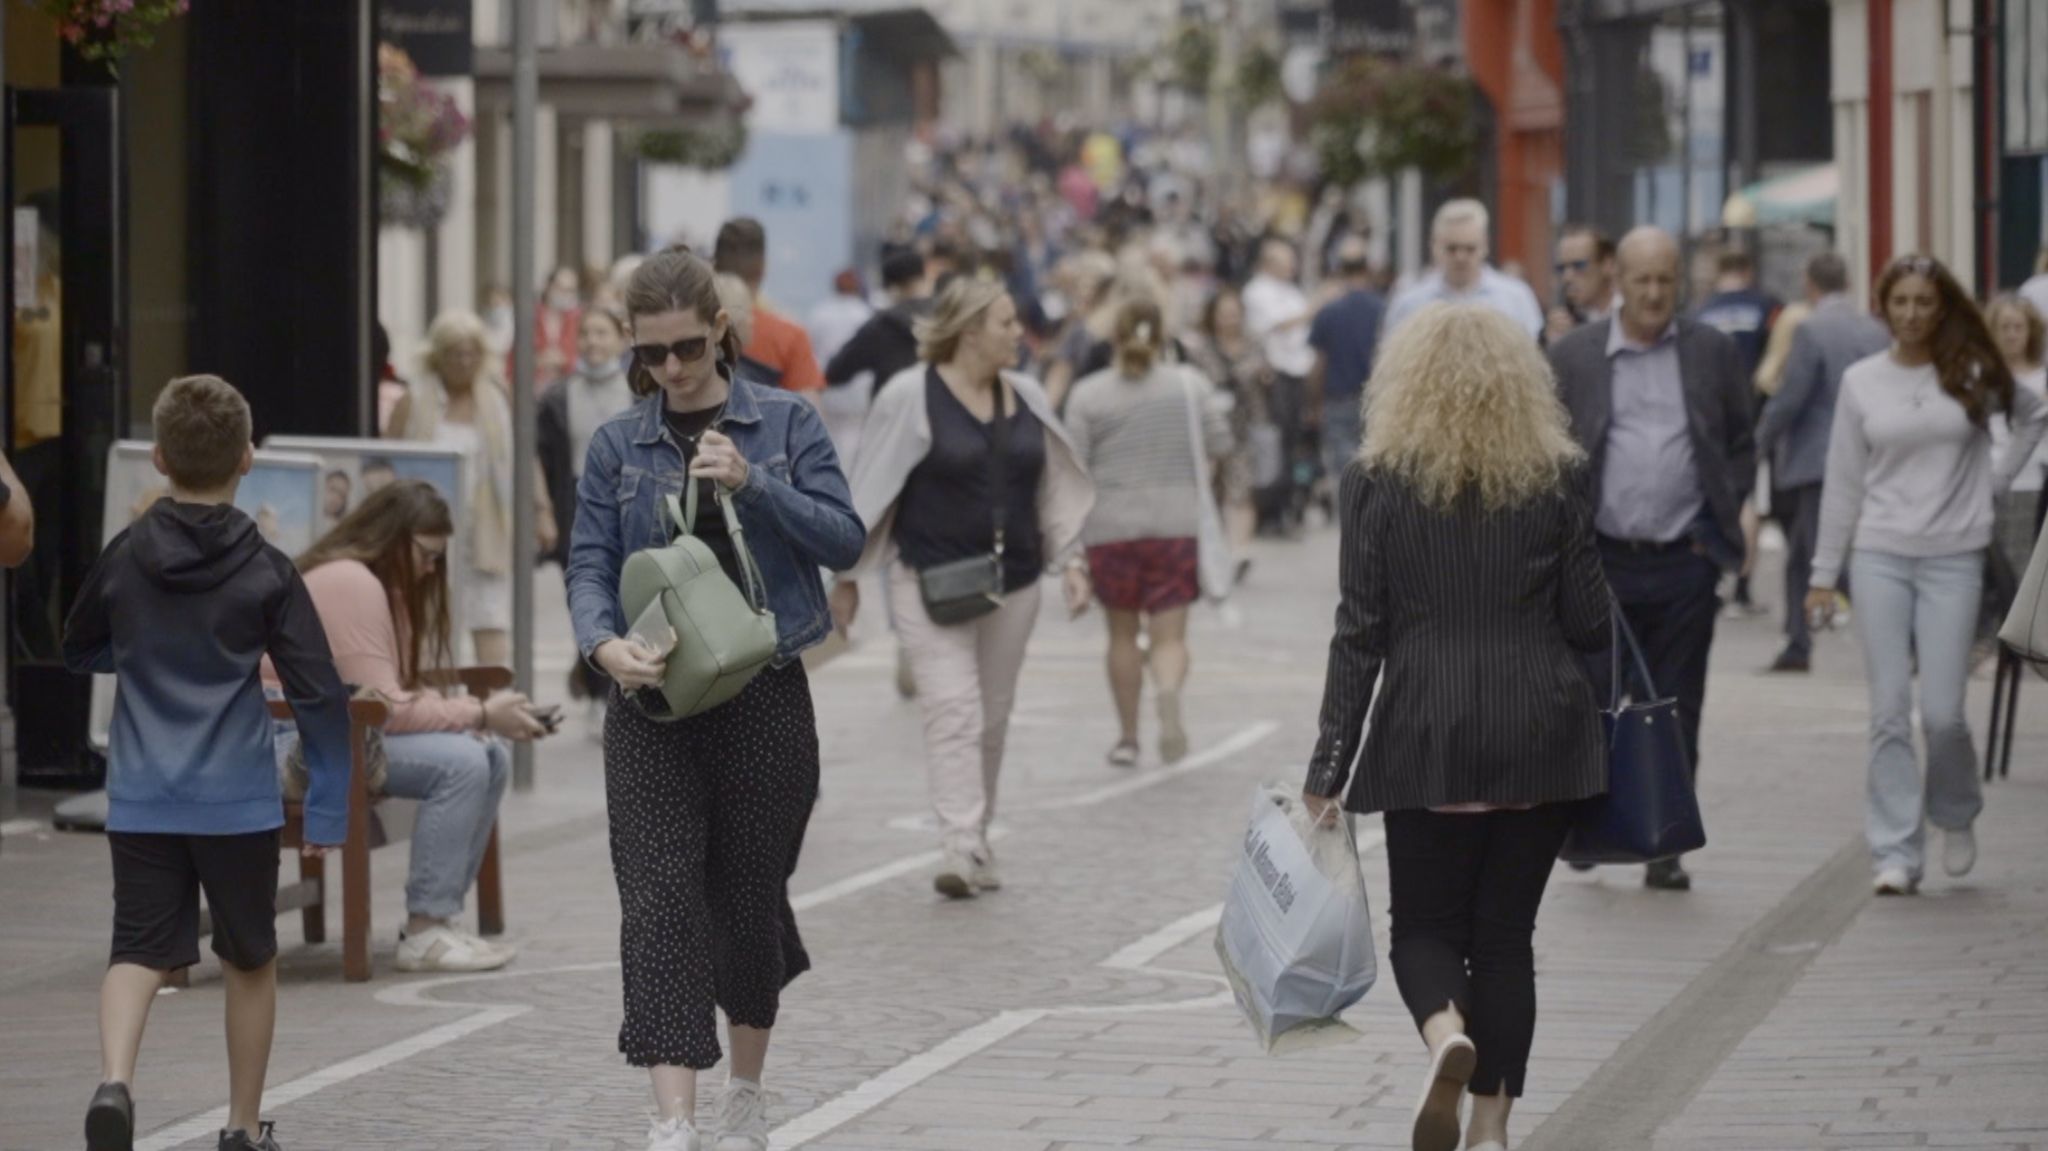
[665,485,768,614]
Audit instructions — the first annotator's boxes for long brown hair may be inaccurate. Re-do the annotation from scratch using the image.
[622,244,743,396]
[297,480,456,690]
[1874,254,2016,427]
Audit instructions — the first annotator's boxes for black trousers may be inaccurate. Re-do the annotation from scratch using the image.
[603,662,820,1069]
[1778,484,1825,658]
[1594,541,1722,785]
[1384,805,1576,1098]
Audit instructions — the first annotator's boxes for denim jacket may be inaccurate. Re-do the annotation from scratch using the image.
[566,377,866,668]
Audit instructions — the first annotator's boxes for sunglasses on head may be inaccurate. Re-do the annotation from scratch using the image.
[631,336,713,370]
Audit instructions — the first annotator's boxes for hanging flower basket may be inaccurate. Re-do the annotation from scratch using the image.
[378,43,472,230]
[628,116,750,171]
[28,0,189,64]
[1304,56,1477,189]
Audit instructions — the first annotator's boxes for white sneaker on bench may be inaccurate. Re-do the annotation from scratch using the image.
[396,924,512,972]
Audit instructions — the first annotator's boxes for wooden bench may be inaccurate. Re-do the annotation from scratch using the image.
[264,666,511,982]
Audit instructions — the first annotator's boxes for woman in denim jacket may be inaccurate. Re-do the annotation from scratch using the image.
[565,245,864,1151]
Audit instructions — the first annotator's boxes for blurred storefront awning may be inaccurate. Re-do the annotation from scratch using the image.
[1723,163,1838,229]
[473,43,743,123]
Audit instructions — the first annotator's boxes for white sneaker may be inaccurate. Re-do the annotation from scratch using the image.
[970,848,1002,892]
[1411,1034,1475,1151]
[451,926,518,963]
[713,1080,771,1151]
[1943,826,1977,878]
[395,924,513,972]
[645,1115,701,1151]
[1873,868,1918,896]
[934,849,977,899]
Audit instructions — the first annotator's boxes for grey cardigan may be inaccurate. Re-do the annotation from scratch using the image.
[1757,296,1891,489]
[842,365,1095,579]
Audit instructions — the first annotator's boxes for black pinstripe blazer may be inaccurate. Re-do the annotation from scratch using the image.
[1304,463,1613,814]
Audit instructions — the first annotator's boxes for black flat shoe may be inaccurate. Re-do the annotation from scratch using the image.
[86,1082,134,1151]
[1766,650,1811,674]
[1645,858,1693,892]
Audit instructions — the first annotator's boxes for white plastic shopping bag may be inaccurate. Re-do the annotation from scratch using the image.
[1215,784,1378,1053]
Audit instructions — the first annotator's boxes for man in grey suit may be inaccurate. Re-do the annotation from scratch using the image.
[1755,252,1889,673]
[1549,227,1755,892]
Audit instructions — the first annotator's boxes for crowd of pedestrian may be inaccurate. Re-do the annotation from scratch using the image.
[53,108,2048,1151]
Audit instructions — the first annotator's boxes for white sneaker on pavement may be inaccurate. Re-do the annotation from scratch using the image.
[452,926,518,963]
[1873,868,1918,896]
[645,1115,701,1151]
[970,847,1002,892]
[713,1079,771,1151]
[934,849,977,900]
[1943,826,1977,878]
[1411,1034,1475,1151]
[395,924,514,972]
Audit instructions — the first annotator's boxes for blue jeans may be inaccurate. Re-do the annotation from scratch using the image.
[1849,550,1985,880]
[382,733,511,920]
[271,723,510,921]
[1321,396,1363,486]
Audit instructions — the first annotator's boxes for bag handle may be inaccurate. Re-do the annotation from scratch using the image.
[664,486,771,615]
[989,372,1010,560]
[1608,602,1661,708]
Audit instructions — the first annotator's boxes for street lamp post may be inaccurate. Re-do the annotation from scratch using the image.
[511,0,539,791]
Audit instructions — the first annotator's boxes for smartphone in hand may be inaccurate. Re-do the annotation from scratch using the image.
[528,703,564,735]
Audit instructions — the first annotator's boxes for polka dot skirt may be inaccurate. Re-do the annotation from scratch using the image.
[602,661,820,1069]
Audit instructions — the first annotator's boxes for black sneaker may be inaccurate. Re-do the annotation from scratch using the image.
[219,1121,282,1151]
[1766,649,1811,674]
[85,1082,134,1151]
[1645,858,1693,892]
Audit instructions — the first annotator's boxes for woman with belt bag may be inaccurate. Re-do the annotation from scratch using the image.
[565,245,865,1151]
[830,276,1095,899]
[1302,304,1611,1151]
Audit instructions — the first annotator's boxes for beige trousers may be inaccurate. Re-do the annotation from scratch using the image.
[888,563,1043,855]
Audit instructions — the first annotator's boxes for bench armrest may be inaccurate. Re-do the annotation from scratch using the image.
[269,697,392,726]
[421,666,515,699]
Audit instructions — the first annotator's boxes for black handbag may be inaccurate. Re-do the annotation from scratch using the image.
[1559,608,1709,865]
[918,377,1011,626]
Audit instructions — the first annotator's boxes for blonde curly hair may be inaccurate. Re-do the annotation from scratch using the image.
[1360,303,1583,512]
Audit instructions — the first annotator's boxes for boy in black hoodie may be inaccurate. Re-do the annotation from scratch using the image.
[63,375,352,1151]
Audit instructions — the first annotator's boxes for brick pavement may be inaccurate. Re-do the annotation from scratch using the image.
[1,533,2044,1151]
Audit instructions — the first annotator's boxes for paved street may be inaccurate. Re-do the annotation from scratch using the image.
[4,526,2046,1150]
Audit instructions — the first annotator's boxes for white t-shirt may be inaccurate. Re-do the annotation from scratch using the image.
[2020,273,2048,325]
[1992,364,2048,493]
[1242,274,1315,377]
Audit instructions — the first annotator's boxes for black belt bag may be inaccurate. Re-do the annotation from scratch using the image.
[919,378,1011,626]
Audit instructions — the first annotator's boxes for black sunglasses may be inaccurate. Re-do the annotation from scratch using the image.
[631,336,712,370]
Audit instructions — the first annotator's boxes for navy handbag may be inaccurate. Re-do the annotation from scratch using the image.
[1559,609,1709,865]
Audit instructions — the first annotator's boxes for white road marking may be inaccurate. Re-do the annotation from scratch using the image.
[126,718,1280,1149]
[1100,905,1225,971]
[134,1006,529,1151]
[1029,721,1280,811]
[770,1009,1051,1147]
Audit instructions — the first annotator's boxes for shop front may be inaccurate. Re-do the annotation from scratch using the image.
[3,1,375,799]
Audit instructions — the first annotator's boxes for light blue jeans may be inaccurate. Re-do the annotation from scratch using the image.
[272,721,510,920]
[1849,550,1985,880]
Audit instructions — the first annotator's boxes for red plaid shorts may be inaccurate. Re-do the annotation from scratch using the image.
[1086,536,1201,614]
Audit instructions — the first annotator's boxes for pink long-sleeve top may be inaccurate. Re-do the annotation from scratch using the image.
[262,559,484,734]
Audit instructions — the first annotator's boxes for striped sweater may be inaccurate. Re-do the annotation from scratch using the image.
[1064,364,1233,547]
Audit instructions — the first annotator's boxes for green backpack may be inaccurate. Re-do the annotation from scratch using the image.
[617,481,778,720]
